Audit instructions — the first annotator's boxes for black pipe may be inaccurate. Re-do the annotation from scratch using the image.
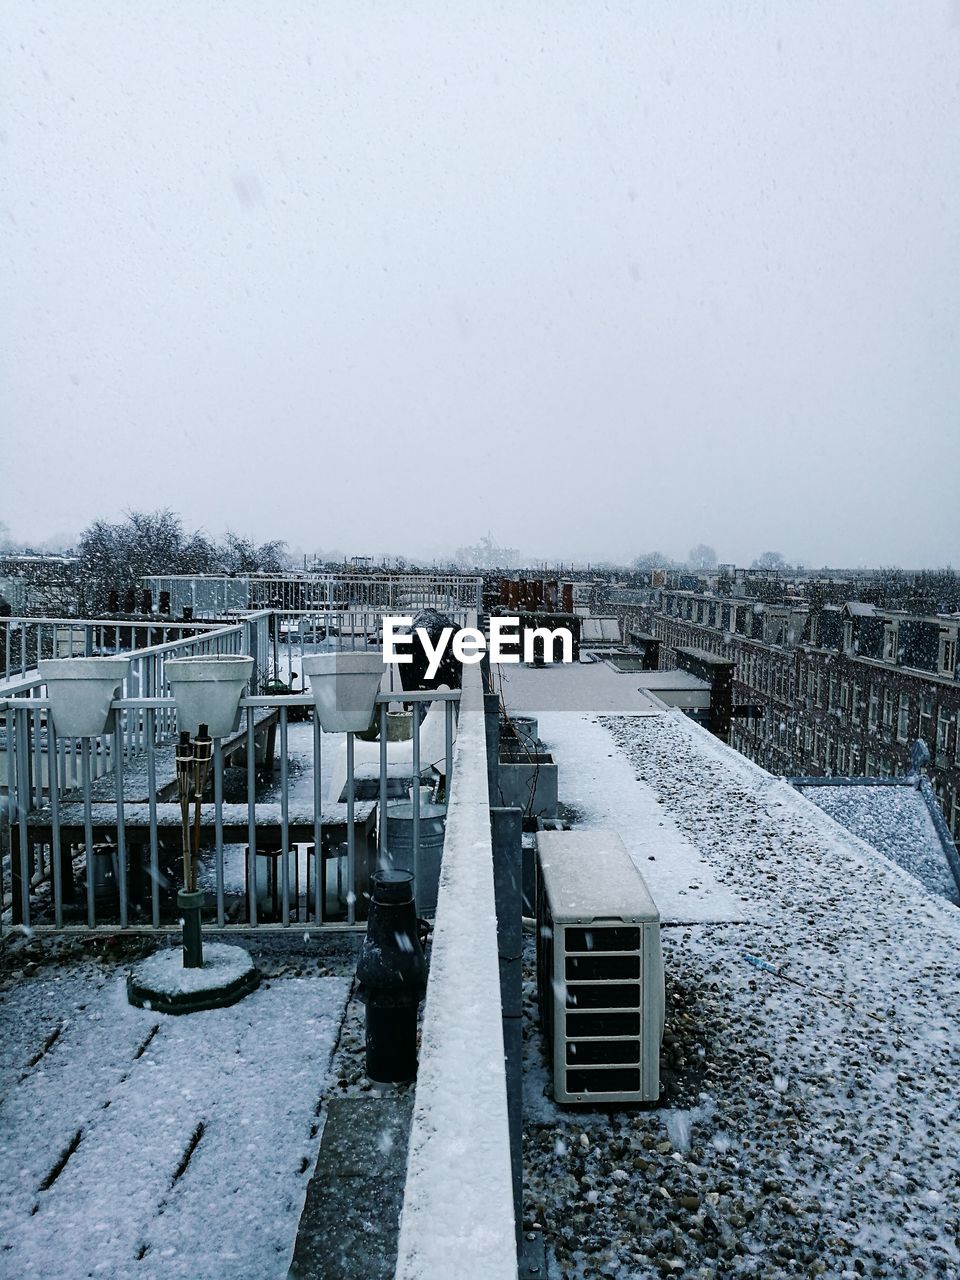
[356,870,427,1084]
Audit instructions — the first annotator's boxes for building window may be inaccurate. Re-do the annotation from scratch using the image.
[851,682,863,725]
[868,686,879,731]
[882,689,894,730]
[919,696,934,744]
[936,707,951,756]
[837,741,848,774]
[898,693,910,743]
[940,635,957,677]
[840,679,849,712]
[883,627,896,663]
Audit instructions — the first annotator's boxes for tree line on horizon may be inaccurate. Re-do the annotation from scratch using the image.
[74,510,288,612]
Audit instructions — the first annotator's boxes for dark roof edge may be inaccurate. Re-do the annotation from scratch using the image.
[918,776,960,898]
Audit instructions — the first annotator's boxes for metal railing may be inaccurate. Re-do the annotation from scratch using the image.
[142,573,484,617]
[2,672,459,935]
[0,617,265,797]
[265,607,471,676]
[0,615,237,684]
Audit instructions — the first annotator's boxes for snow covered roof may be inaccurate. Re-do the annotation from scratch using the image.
[844,601,877,618]
[796,781,960,904]
[635,671,710,691]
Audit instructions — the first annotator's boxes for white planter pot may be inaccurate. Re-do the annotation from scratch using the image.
[301,652,384,733]
[165,655,255,738]
[39,656,131,738]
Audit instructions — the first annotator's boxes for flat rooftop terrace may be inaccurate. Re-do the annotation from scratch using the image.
[495,658,663,714]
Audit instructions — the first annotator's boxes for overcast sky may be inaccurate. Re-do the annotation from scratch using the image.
[2,1,958,568]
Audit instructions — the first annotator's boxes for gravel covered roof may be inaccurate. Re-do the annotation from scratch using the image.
[799,783,959,905]
[523,708,960,1279]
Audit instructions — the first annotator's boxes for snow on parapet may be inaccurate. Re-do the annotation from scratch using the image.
[394,653,517,1280]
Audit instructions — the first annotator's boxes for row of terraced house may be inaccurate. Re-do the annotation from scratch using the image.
[624,588,960,843]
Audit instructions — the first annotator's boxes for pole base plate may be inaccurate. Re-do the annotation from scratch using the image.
[127,942,260,1015]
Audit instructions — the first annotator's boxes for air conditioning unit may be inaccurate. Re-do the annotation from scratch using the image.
[536,829,664,1104]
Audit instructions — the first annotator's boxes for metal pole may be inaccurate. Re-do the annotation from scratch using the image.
[15,707,32,927]
[379,701,388,870]
[49,720,63,928]
[280,706,290,926]
[113,706,128,928]
[412,705,421,902]
[81,738,95,928]
[32,705,43,809]
[246,706,257,925]
[146,710,160,928]
[346,731,356,925]
[214,737,225,927]
[445,699,454,794]
[313,711,322,923]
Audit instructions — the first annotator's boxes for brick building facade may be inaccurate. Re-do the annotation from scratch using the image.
[627,590,960,842]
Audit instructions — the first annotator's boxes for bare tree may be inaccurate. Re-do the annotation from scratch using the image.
[752,550,788,571]
[688,543,718,570]
[77,510,288,610]
[221,531,287,574]
[633,551,673,570]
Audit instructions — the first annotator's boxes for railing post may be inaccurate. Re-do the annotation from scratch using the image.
[490,805,524,1246]
[14,706,31,926]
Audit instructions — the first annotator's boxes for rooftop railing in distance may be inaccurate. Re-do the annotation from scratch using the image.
[0,615,238,685]
[141,573,484,617]
[266,608,471,681]
[395,654,517,1279]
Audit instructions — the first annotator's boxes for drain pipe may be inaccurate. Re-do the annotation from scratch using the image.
[356,870,427,1084]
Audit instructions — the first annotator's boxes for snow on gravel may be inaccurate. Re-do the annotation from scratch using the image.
[536,712,750,924]
[799,783,959,905]
[523,710,960,1280]
[0,961,349,1279]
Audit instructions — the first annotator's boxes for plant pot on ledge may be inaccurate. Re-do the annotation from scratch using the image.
[38,656,131,738]
[301,652,384,733]
[165,654,255,738]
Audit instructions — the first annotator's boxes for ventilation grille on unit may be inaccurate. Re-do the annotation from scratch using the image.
[537,831,664,1105]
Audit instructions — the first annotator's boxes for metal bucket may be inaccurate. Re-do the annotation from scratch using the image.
[386,710,413,741]
[87,842,119,909]
[384,802,446,916]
